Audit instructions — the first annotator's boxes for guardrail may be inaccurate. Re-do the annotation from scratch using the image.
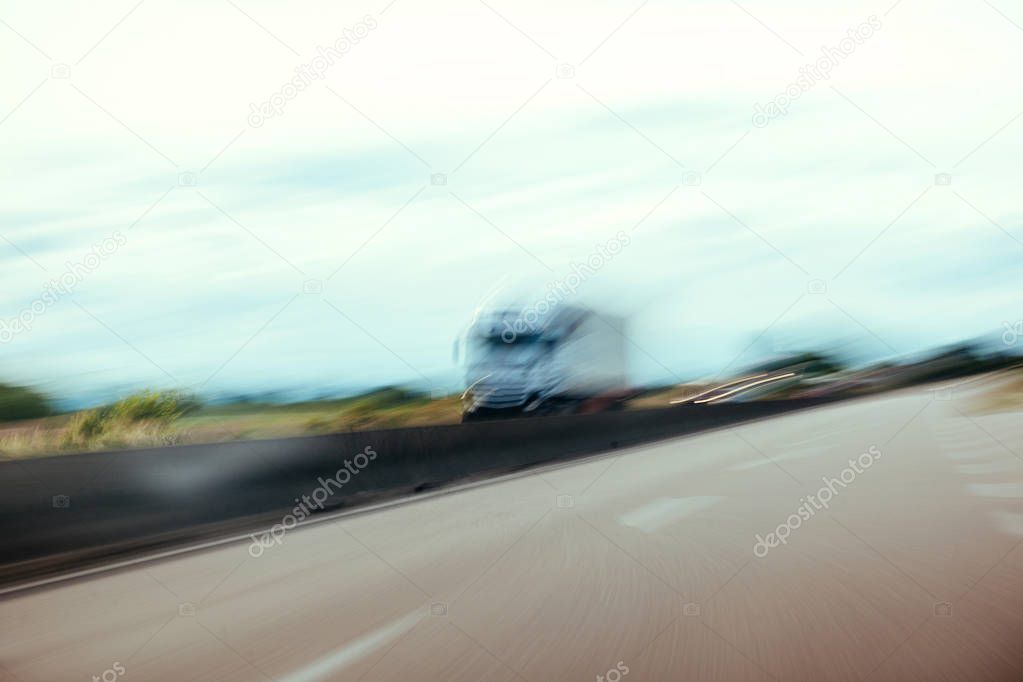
[0,398,838,588]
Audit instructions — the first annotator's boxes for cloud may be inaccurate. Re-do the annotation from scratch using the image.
[2,0,1022,401]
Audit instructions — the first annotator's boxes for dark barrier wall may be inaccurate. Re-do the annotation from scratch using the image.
[0,399,837,585]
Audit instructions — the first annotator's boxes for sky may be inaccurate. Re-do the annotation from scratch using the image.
[1,0,1022,406]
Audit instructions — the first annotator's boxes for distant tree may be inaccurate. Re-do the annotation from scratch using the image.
[62,390,199,449]
[0,383,52,422]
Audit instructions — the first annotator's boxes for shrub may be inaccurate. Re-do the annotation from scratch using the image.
[105,390,199,422]
[62,390,198,450]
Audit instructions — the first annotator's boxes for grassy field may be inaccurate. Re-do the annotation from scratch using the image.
[179,391,462,443]
[4,359,1018,459]
[0,388,463,459]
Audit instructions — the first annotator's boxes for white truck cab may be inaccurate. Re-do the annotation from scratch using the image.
[456,303,627,421]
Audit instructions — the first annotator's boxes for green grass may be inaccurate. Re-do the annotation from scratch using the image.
[60,390,198,451]
[178,388,460,442]
[0,387,461,458]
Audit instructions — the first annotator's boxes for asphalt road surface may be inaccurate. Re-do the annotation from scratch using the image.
[3,380,1023,681]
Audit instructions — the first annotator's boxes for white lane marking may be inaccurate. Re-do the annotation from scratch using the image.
[631,446,750,479]
[731,458,773,471]
[728,447,822,471]
[779,433,843,448]
[727,424,863,471]
[279,610,424,682]
[967,483,1023,498]
[943,442,990,451]
[944,450,983,460]
[958,460,1021,474]
[994,512,1023,537]
[618,496,721,533]
[731,456,797,471]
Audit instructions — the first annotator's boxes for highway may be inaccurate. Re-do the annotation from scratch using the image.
[2,382,1023,681]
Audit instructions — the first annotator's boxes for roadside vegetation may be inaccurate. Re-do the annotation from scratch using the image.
[0,383,51,422]
[61,390,199,450]
[181,387,461,444]
[967,370,1023,415]
[0,386,461,459]
[4,354,1018,459]
[0,390,199,457]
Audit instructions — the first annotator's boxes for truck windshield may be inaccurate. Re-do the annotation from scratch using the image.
[471,334,547,364]
[488,334,543,346]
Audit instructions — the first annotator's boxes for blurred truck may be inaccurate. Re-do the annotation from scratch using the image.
[455,303,628,421]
